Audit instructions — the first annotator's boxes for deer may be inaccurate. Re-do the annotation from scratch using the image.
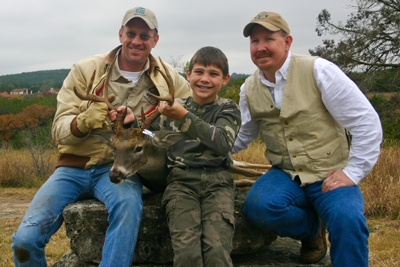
[74,57,271,192]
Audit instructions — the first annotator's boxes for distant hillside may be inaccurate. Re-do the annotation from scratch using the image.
[0,69,70,94]
[0,69,250,95]
[230,73,249,80]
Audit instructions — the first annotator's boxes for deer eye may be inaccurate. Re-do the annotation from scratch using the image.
[135,146,143,153]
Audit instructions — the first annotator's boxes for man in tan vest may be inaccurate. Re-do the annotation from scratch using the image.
[231,11,382,266]
[12,7,191,267]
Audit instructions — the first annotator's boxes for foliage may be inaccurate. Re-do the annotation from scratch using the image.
[218,76,247,104]
[0,93,57,115]
[310,0,400,92]
[368,93,400,140]
[0,69,69,93]
[0,104,56,145]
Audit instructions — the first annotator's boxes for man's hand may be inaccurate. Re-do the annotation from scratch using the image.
[76,102,108,133]
[158,101,188,121]
[321,169,355,193]
[109,106,135,124]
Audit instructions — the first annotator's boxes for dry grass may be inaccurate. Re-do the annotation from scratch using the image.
[0,148,58,187]
[368,218,400,267]
[361,140,400,219]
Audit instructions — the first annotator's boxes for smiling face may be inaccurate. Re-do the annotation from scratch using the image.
[186,63,230,106]
[118,18,159,72]
[249,25,292,82]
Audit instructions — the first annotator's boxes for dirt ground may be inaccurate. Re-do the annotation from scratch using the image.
[0,188,36,220]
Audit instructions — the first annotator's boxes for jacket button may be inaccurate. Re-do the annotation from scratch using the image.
[327,151,331,155]
[298,169,302,172]
[271,105,274,108]
[293,154,297,158]
[285,121,289,125]
[289,137,293,141]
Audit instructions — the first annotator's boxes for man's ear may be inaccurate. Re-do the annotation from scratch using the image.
[152,34,159,48]
[285,35,293,51]
[119,28,123,43]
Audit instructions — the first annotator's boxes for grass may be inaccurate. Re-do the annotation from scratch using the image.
[1,140,400,266]
[0,148,58,187]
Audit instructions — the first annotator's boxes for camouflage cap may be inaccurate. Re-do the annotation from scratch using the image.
[122,7,158,30]
[243,11,290,37]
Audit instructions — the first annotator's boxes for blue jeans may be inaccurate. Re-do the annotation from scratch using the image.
[12,166,143,267]
[243,167,369,266]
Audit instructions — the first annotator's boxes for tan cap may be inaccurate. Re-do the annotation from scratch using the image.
[243,11,290,37]
[122,7,158,30]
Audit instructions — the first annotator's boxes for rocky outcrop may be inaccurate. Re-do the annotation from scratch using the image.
[53,187,331,266]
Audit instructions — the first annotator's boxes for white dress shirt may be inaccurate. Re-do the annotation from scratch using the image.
[231,52,383,185]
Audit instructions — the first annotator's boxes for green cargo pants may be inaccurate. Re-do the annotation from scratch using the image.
[162,167,235,267]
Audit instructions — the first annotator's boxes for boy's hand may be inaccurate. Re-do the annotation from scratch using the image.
[158,101,188,121]
[109,106,135,125]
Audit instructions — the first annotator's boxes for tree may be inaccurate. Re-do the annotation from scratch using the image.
[167,55,187,73]
[0,104,55,145]
[310,0,400,92]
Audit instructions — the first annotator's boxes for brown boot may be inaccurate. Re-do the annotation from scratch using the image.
[300,221,327,263]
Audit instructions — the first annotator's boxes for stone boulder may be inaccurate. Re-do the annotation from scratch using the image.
[53,186,331,266]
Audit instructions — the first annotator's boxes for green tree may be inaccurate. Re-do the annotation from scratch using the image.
[310,0,400,92]
[218,77,246,104]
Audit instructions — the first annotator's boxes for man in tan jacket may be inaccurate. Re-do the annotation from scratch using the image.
[231,11,382,266]
[12,7,191,267]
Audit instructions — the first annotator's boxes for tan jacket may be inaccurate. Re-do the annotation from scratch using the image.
[52,46,192,169]
[245,54,349,185]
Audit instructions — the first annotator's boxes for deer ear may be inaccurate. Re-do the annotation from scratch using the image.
[92,131,115,148]
[150,130,185,148]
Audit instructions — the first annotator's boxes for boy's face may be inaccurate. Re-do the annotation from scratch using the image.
[186,63,230,106]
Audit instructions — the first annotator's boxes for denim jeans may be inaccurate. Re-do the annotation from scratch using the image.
[243,167,369,266]
[12,166,143,267]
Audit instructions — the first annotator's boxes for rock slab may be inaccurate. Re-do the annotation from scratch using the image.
[53,187,331,266]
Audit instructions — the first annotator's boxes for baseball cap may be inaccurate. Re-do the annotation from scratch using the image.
[122,7,158,30]
[243,11,290,37]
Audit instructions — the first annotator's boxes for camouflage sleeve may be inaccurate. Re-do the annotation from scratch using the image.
[178,99,241,156]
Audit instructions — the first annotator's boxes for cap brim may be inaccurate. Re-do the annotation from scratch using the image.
[243,22,281,37]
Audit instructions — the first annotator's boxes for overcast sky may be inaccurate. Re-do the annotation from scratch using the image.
[0,0,355,77]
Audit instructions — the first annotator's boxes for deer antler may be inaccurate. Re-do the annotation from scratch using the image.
[73,56,118,111]
[148,57,175,106]
[139,57,175,132]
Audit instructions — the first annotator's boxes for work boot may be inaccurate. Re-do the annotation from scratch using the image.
[300,221,327,263]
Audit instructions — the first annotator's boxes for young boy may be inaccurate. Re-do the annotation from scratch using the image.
[113,46,241,266]
[158,46,241,267]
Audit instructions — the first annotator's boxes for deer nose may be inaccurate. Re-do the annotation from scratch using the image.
[109,169,124,184]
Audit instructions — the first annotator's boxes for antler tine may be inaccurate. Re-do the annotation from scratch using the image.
[113,106,128,134]
[102,56,118,111]
[148,57,175,106]
[73,56,117,111]
[139,105,163,132]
